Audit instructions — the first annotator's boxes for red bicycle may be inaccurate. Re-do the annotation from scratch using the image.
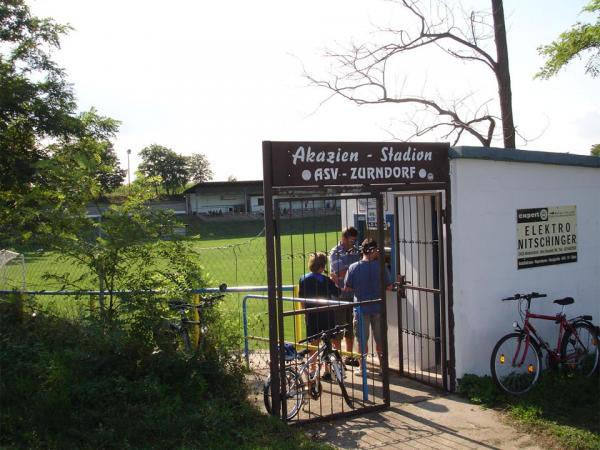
[491,292,599,395]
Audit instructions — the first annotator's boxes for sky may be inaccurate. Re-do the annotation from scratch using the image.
[30,0,599,182]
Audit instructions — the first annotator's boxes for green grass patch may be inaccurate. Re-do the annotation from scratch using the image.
[458,372,600,450]
[7,215,343,291]
[5,215,342,350]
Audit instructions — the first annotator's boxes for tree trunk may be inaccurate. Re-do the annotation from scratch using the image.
[492,0,516,148]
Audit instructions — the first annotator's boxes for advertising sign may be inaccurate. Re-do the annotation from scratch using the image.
[517,205,577,269]
[268,141,449,187]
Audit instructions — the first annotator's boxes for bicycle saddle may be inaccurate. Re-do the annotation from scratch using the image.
[553,297,574,305]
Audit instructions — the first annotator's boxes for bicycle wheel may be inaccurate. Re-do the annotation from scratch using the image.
[560,322,599,377]
[491,332,542,395]
[263,367,304,420]
[328,353,353,408]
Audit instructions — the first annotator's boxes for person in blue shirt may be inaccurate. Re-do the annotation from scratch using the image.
[299,252,341,377]
[344,238,393,375]
[329,226,361,366]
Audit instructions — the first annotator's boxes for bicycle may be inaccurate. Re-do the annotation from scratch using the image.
[263,323,354,420]
[166,284,227,354]
[490,292,599,395]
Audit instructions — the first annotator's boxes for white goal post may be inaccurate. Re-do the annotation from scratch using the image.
[0,250,26,291]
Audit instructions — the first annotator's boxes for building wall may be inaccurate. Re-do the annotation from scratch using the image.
[450,158,600,377]
[249,195,265,213]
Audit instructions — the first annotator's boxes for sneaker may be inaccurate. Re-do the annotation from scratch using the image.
[344,356,360,367]
[354,368,364,376]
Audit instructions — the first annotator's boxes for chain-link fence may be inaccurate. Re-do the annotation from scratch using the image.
[2,213,353,415]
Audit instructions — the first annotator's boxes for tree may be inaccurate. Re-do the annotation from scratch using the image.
[0,0,78,193]
[187,153,214,183]
[96,144,126,193]
[0,0,119,247]
[307,0,516,148]
[536,0,600,79]
[591,143,600,156]
[138,144,189,196]
[227,175,237,182]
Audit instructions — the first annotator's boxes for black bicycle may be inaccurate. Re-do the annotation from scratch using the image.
[167,284,227,354]
[263,324,354,420]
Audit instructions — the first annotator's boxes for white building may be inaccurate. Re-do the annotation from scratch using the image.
[184,180,341,215]
[335,146,599,387]
[184,180,264,215]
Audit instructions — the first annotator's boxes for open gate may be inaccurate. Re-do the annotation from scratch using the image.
[394,192,451,390]
[262,141,454,422]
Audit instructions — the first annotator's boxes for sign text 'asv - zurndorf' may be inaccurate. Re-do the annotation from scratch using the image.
[517,205,577,269]
[269,142,449,187]
[291,146,436,182]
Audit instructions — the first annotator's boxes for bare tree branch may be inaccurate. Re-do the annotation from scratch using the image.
[306,0,515,148]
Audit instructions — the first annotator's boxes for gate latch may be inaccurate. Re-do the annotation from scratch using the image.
[396,274,411,299]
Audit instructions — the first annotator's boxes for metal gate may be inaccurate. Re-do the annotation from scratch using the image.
[262,140,453,421]
[265,194,391,423]
[394,192,451,389]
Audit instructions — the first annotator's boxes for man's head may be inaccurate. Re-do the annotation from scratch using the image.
[341,226,358,250]
[361,238,379,260]
[308,252,327,273]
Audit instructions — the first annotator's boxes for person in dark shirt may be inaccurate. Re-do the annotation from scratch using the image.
[298,252,341,376]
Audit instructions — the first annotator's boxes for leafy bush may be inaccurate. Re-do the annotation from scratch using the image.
[0,295,327,450]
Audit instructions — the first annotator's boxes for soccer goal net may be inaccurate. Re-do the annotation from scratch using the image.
[0,250,26,291]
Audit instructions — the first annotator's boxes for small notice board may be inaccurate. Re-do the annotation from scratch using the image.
[517,205,577,269]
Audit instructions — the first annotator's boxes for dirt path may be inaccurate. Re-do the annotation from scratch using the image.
[301,377,543,450]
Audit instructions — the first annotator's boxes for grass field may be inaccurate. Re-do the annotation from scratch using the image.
[3,215,342,291]
[2,214,344,345]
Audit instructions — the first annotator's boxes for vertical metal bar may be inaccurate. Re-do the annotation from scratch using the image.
[409,196,416,379]
[415,195,422,381]
[421,195,431,382]
[436,193,449,391]
[243,295,250,366]
[377,193,390,406]
[445,186,456,391]
[274,199,287,419]
[262,141,281,418]
[358,304,368,401]
[402,196,410,377]
[395,196,404,375]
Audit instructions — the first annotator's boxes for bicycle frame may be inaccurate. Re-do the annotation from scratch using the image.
[295,336,337,380]
[517,307,578,366]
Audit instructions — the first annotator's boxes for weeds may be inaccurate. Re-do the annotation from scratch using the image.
[0,296,329,450]
[458,372,600,450]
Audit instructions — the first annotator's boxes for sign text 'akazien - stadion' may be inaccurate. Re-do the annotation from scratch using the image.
[268,141,449,187]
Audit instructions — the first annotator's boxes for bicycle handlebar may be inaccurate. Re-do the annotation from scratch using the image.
[501,292,547,301]
[298,323,351,345]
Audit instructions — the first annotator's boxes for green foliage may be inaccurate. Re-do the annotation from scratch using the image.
[591,143,600,156]
[536,0,600,79]
[0,1,121,249]
[96,144,126,193]
[42,178,188,321]
[458,372,600,450]
[138,144,190,196]
[0,0,77,192]
[456,374,507,406]
[138,145,214,195]
[187,153,214,183]
[0,294,327,450]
